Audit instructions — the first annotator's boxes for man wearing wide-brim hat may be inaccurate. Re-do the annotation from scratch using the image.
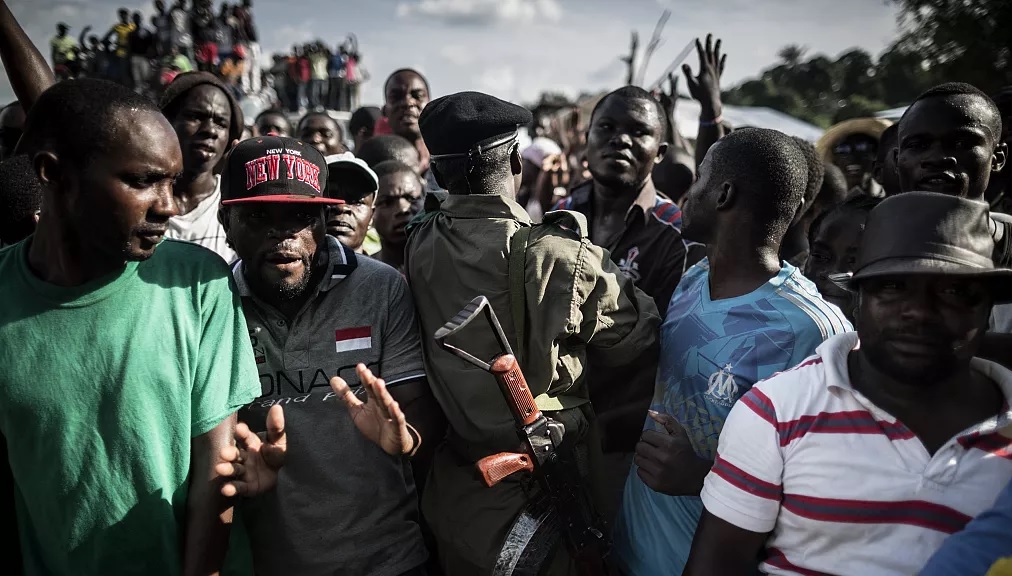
[816,116,893,198]
[682,191,1012,575]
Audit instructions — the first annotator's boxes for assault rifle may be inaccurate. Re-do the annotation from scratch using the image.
[435,296,610,576]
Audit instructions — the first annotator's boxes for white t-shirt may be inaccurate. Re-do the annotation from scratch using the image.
[991,304,1012,333]
[166,177,236,264]
[701,332,1012,576]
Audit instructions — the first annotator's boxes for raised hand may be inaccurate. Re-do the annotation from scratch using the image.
[654,72,680,121]
[330,364,415,457]
[682,33,727,118]
[216,404,287,497]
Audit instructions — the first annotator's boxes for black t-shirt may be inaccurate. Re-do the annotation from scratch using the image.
[556,181,705,451]
[127,27,153,56]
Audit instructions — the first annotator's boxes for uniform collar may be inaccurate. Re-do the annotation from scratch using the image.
[231,235,357,298]
[437,193,532,224]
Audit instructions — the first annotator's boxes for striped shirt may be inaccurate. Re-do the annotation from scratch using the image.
[702,332,1012,576]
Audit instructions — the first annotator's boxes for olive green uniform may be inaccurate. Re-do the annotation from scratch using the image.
[405,193,660,574]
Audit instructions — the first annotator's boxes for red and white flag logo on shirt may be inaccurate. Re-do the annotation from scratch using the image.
[335,327,372,353]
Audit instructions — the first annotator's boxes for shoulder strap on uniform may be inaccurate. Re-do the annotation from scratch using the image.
[508,225,531,369]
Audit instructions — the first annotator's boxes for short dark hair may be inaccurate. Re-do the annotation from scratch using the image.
[254,108,292,133]
[815,161,850,215]
[355,134,418,168]
[791,136,825,219]
[349,106,381,136]
[0,155,42,245]
[904,82,1002,141]
[709,128,808,240]
[17,79,161,167]
[807,194,883,246]
[297,111,343,140]
[431,138,516,195]
[589,86,667,138]
[383,69,430,99]
[373,159,418,180]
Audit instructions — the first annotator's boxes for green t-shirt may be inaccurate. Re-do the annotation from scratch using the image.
[0,239,260,575]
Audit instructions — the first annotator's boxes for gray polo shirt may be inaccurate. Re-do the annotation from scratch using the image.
[232,235,427,576]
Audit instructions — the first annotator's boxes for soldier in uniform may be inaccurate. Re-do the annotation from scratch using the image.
[405,91,661,575]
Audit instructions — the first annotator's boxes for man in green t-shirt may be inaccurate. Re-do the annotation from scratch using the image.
[49,22,77,78]
[0,78,260,575]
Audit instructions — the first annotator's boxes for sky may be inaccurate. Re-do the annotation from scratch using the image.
[0,0,901,107]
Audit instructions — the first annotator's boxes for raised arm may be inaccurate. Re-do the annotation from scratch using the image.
[0,0,55,110]
[683,34,726,169]
[183,414,236,576]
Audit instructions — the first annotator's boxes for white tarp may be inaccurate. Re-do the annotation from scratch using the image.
[674,98,824,142]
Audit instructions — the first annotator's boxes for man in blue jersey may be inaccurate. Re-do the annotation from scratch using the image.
[612,128,852,575]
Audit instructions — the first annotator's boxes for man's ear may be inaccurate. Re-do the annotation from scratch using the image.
[716,181,735,210]
[381,104,389,118]
[994,142,1008,173]
[510,145,523,176]
[218,205,231,233]
[655,142,670,165]
[33,151,60,190]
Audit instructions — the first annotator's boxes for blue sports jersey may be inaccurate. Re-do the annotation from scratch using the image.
[613,259,851,576]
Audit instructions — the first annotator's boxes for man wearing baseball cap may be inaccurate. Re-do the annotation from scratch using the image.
[683,192,1012,576]
[323,151,380,254]
[217,136,444,575]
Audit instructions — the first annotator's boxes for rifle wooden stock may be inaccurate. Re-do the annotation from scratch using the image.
[490,354,541,426]
[477,452,535,487]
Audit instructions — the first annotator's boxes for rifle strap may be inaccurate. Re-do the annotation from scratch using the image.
[508,224,531,369]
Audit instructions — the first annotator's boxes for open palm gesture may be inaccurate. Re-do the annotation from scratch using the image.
[216,405,287,497]
[330,364,414,456]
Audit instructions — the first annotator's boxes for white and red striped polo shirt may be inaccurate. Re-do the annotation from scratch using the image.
[700,332,1012,576]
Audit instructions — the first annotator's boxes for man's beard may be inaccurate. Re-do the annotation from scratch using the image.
[272,257,314,301]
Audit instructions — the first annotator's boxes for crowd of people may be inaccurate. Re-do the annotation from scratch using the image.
[3,0,1012,574]
[45,0,365,113]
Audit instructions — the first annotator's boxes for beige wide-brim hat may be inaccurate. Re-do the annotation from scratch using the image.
[815,117,894,161]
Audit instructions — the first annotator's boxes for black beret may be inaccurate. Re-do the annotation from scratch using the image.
[420,91,533,157]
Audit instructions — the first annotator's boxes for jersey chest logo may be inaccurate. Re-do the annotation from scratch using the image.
[705,363,740,407]
[335,326,372,353]
[618,246,642,282]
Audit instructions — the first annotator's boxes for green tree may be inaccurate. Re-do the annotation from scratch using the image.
[892,0,1012,95]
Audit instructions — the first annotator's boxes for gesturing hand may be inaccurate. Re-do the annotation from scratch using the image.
[654,72,679,122]
[681,33,726,117]
[634,410,709,496]
[330,364,415,457]
[216,404,287,497]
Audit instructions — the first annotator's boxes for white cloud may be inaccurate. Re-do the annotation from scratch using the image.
[476,65,517,101]
[439,44,475,66]
[396,0,562,26]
